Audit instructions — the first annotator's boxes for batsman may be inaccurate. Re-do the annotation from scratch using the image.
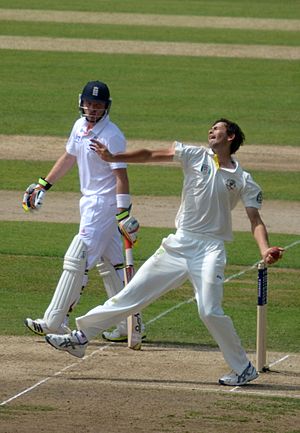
[23,80,145,345]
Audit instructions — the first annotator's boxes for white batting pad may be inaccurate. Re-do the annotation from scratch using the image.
[97,258,123,298]
[97,258,127,334]
[43,235,87,331]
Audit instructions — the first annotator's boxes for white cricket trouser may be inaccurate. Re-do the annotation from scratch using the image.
[42,195,125,332]
[79,195,124,269]
[79,194,127,333]
[76,230,249,374]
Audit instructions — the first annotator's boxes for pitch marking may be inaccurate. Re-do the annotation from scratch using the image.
[1,240,299,406]
[268,354,290,368]
[0,344,113,406]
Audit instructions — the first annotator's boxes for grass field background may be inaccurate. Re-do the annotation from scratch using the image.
[1,52,299,144]
[2,21,300,46]
[0,0,299,349]
[2,160,300,200]
[0,2,300,429]
[1,2,300,144]
[1,221,299,353]
[0,0,299,18]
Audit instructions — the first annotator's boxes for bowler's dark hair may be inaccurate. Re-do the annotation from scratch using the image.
[213,118,245,154]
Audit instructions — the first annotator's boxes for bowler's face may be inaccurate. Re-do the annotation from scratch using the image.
[208,122,229,149]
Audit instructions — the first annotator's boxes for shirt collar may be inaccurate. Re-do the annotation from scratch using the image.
[90,114,109,133]
[206,147,239,171]
[82,114,109,134]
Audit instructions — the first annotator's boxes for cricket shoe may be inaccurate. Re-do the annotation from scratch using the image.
[219,362,258,386]
[102,325,146,342]
[24,318,71,337]
[45,331,88,358]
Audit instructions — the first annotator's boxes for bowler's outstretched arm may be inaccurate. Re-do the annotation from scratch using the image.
[90,139,175,163]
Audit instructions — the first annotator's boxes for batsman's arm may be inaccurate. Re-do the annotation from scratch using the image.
[113,168,139,245]
[90,139,175,163]
[246,207,284,265]
[43,151,76,185]
[22,152,76,211]
[113,168,130,207]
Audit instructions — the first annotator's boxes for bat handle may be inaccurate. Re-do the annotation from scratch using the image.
[124,237,133,250]
[124,237,134,267]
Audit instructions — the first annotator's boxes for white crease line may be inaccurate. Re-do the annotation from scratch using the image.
[230,354,291,393]
[230,386,240,392]
[0,344,112,406]
[0,362,78,407]
[1,377,52,406]
[283,239,300,250]
[227,388,300,399]
[146,298,195,325]
[268,354,290,368]
[1,239,299,406]
[61,376,300,399]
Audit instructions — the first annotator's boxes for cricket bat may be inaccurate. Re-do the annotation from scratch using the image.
[256,261,268,372]
[123,237,143,350]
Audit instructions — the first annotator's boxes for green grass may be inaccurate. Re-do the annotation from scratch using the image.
[0,0,299,19]
[1,0,299,356]
[0,404,55,418]
[0,222,299,352]
[1,222,298,267]
[250,171,300,201]
[0,50,299,145]
[1,21,300,46]
[1,2,299,421]
[215,395,300,416]
[180,395,300,431]
[2,160,300,200]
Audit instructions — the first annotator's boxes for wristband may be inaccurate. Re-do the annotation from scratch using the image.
[116,194,131,209]
[38,177,52,191]
[116,209,129,222]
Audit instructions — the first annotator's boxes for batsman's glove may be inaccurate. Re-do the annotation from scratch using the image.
[22,177,52,212]
[116,209,139,245]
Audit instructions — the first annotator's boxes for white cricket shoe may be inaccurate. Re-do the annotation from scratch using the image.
[24,318,71,336]
[102,325,146,342]
[219,362,258,386]
[45,331,88,358]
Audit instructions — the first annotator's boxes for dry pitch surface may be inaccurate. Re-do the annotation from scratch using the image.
[1,337,300,433]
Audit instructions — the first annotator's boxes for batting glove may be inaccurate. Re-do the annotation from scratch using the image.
[116,209,139,245]
[22,177,52,212]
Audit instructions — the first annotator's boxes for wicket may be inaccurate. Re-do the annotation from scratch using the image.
[256,261,268,372]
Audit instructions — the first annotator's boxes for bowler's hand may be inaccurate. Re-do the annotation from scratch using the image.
[89,139,114,161]
[262,246,284,265]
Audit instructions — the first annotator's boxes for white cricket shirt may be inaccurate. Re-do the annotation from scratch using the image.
[66,115,127,196]
[174,142,262,241]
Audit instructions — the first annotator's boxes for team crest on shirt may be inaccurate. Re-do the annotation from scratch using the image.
[225,179,237,190]
[200,164,211,175]
[74,134,82,143]
[257,191,263,204]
